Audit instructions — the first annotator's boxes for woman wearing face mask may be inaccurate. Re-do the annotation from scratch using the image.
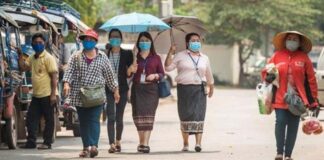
[128,32,164,153]
[262,31,319,160]
[63,29,120,158]
[165,32,214,152]
[105,29,134,153]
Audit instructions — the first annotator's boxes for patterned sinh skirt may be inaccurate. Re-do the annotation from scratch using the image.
[177,84,207,134]
[131,83,159,131]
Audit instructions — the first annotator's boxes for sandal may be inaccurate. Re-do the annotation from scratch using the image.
[182,146,189,152]
[37,144,52,150]
[143,146,150,153]
[275,154,283,160]
[79,149,90,158]
[195,145,202,152]
[115,145,121,152]
[108,144,116,153]
[137,145,145,152]
[90,146,98,158]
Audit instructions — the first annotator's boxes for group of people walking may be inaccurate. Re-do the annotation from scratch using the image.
[59,28,214,158]
[16,27,319,160]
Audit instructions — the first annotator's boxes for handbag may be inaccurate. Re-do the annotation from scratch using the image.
[76,52,106,108]
[158,77,171,98]
[284,84,306,116]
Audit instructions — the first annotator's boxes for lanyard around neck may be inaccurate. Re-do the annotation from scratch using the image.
[110,52,120,74]
[142,57,150,73]
[188,52,200,70]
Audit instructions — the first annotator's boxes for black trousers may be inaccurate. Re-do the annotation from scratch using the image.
[106,91,128,144]
[26,96,55,146]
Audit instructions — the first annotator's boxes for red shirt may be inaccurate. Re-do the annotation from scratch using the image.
[133,53,164,84]
[262,49,318,109]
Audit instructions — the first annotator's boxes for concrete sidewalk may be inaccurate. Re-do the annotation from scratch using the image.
[1,89,324,160]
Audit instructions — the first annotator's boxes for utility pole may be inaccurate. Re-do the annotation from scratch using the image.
[158,0,173,18]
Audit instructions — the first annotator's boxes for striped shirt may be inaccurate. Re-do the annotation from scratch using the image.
[63,49,118,107]
[109,52,120,82]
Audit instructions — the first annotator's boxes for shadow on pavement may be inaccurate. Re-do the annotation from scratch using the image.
[117,150,221,155]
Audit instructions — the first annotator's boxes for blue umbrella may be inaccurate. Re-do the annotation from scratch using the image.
[99,12,170,32]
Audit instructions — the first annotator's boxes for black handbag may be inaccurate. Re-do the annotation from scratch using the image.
[158,78,171,98]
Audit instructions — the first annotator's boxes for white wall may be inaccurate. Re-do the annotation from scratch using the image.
[202,44,240,85]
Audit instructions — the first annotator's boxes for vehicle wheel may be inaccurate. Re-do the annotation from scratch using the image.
[5,107,17,149]
[72,123,80,137]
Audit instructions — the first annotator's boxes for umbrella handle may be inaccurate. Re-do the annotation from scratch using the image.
[132,46,138,64]
[170,28,174,45]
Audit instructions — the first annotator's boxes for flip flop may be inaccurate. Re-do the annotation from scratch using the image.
[37,144,52,150]
[79,149,90,158]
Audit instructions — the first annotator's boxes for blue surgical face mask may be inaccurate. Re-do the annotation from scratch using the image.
[285,40,299,52]
[82,40,97,50]
[32,43,45,53]
[189,42,201,52]
[109,38,122,47]
[139,42,151,51]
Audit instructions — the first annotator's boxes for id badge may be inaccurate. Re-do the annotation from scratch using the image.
[140,73,146,84]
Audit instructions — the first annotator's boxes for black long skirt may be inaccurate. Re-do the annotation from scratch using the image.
[177,84,207,134]
[131,83,159,131]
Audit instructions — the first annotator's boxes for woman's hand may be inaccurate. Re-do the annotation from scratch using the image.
[146,74,159,81]
[114,89,120,103]
[168,45,176,55]
[208,84,214,98]
[132,45,138,55]
[63,82,70,97]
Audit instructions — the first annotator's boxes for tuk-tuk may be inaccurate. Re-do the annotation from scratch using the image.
[0,1,61,144]
[0,9,22,149]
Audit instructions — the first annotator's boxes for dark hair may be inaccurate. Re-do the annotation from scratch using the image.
[109,28,123,40]
[32,33,46,42]
[185,32,200,49]
[136,31,157,55]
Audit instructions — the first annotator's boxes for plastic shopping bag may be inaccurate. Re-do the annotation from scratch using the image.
[256,82,273,115]
[265,63,279,88]
[302,110,323,135]
[284,83,306,116]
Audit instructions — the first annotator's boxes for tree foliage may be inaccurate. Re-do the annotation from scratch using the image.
[64,0,324,86]
[204,0,322,85]
[63,0,98,27]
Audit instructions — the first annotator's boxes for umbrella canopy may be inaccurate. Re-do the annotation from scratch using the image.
[153,15,207,54]
[99,12,170,32]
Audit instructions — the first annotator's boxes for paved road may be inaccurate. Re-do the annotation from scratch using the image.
[1,89,324,160]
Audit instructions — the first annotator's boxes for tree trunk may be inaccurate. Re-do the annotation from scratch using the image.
[238,43,245,86]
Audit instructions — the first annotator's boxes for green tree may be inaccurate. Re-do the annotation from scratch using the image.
[206,0,322,86]
[63,0,98,27]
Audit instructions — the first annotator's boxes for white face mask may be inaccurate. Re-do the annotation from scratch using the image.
[285,40,300,52]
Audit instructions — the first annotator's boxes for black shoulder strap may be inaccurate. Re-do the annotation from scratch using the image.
[304,73,315,104]
[76,51,82,85]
